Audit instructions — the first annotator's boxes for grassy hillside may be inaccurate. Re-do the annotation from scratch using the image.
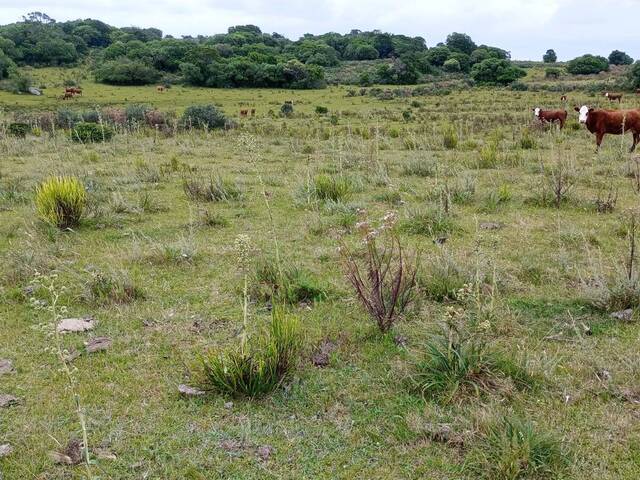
[1,74,640,479]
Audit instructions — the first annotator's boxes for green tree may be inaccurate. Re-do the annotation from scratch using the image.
[471,58,526,85]
[608,50,633,66]
[566,54,609,74]
[543,49,557,63]
[445,32,476,55]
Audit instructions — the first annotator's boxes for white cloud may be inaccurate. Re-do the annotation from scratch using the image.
[0,0,637,60]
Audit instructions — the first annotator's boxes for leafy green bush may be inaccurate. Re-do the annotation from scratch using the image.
[608,50,633,66]
[70,122,114,143]
[443,58,461,72]
[542,49,557,63]
[471,58,526,85]
[566,54,609,75]
[35,176,87,229]
[94,58,161,85]
[628,61,640,90]
[181,104,226,129]
[7,122,30,138]
[200,309,302,398]
[544,67,562,79]
[281,102,294,117]
[315,105,328,115]
[125,104,151,124]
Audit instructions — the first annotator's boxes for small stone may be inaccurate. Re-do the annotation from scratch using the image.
[0,359,15,375]
[393,335,408,348]
[57,316,95,333]
[0,444,13,458]
[85,337,112,353]
[610,309,633,322]
[50,438,83,465]
[480,222,503,230]
[93,447,117,460]
[0,394,20,408]
[178,384,205,396]
[312,339,337,367]
[224,401,234,409]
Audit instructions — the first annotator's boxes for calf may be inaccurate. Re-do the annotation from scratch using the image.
[533,108,567,129]
[575,105,640,152]
[604,92,622,103]
[560,95,567,102]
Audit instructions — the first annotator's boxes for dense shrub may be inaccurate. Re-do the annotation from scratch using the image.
[7,122,30,138]
[566,54,609,75]
[545,67,562,79]
[280,102,294,117]
[71,122,114,142]
[56,107,81,129]
[94,58,161,85]
[628,61,640,89]
[253,258,327,304]
[35,176,87,229]
[471,58,526,85]
[315,105,328,115]
[181,104,226,129]
[443,58,461,72]
[125,104,151,124]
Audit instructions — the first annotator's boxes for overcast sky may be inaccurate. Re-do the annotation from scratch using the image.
[0,0,638,61]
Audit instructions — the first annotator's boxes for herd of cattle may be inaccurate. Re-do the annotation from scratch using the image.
[535,92,640,152]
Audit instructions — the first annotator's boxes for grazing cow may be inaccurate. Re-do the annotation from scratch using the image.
[156,86,165,93]
[533,108,568,129]
[65,87,82,96]
[604,92,622,103]
[636,89,640,95]
[560,95,567,102]
[61,92,74,100]
[240,109,249,117]
[250,108,256,117]
[574,105,640,152]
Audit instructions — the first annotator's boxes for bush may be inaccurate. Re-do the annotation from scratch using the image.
[7,122,30,138]
[70,122,114,143]
[401,206,457,237]
[181,104,226,129]
[544,67,562,79]
[628,61,640,90]
[471,58,526,85]
[443,58,461,72]
[84,269,144,304]
[125,104,151,125]
[35,176,87,229]
[566,54,609,75]
[608,50,633,66]
[281,102,294,117]
[419,253,470,302]
[467,417,568,479]
[315,105,328,115]
[200,308,302,398]
[94,58,161,85]
[340,212,419,333]
[56,107,81,129]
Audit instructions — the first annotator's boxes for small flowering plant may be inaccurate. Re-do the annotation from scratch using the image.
[339,211,420,333]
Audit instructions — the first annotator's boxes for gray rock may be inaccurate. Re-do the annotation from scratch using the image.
[610,309,633,322]
[85,337,111,353]
[0,444,13,458]
[0,359,15,375]
[178,384,205,396]
[480,222,503,230]
[0,394,20,408]
[57,316,95,333]
[28,87,42,96]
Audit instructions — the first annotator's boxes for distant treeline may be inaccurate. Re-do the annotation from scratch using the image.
[0,12,530,88]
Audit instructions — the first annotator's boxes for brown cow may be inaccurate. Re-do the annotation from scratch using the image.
[65,87,82,96]
[560,95,567,102]
[575,105,640,152]
[156,86,165,92]
[240,109,249,117]
[533,108,568,129]
[604,92,622,103]
[61,92,74,100]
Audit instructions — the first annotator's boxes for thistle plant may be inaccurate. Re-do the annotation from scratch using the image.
[29,273,93,478]
[234,234,254,352]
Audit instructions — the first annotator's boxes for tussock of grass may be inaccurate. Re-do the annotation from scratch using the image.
[466,417,569,479]
[253,258,328,305]
[84,269,144,304]
[183,175,242,202]
[401,205,458,237]
[200,309,302,398]
[34,176,87,229]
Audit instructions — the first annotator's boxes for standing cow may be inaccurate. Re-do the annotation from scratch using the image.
[604,92,623,103]
[575,105,640,152]
[533,108,568,129]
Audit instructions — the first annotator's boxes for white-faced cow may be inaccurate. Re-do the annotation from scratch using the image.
[575,105,640,152]
[604,92,622,103]
[533,108,567,129]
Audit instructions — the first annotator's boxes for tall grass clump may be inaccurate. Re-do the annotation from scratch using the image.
[419,252,470,302]
[200,308,302,398]
[466,417,569,480]
[253,258,327,305]
[84,269,144,305]
[312,174,353,202]
[442,123,458,149]
[410,326,536,403]
[35,176,87,229]
[183,175,242,202]
[340,212,419,333]
[401,205,457,237]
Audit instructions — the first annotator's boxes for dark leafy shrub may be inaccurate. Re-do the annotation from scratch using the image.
[281,102,294,117]
[70,122,114,143]
[608,50,633,66]
[471,58,526,85]
[56,108,81,129]
[94,59,161,85]
[543,49,557,63]
[443,58,461,72]
[566,54,609,75]
[181,104,226,129]
[125,104,151,125]
[315,105,328,115]
[7,122,30,138]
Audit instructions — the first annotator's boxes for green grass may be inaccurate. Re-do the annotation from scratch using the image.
[1,67,640,478]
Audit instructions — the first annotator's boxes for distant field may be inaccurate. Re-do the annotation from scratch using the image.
[2,68,640,479]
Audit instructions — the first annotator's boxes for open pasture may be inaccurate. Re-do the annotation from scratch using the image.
[2,78,640,479]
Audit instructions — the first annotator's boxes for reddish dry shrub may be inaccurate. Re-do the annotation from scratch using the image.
[145,110,166,127]
[102,107,126,126]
